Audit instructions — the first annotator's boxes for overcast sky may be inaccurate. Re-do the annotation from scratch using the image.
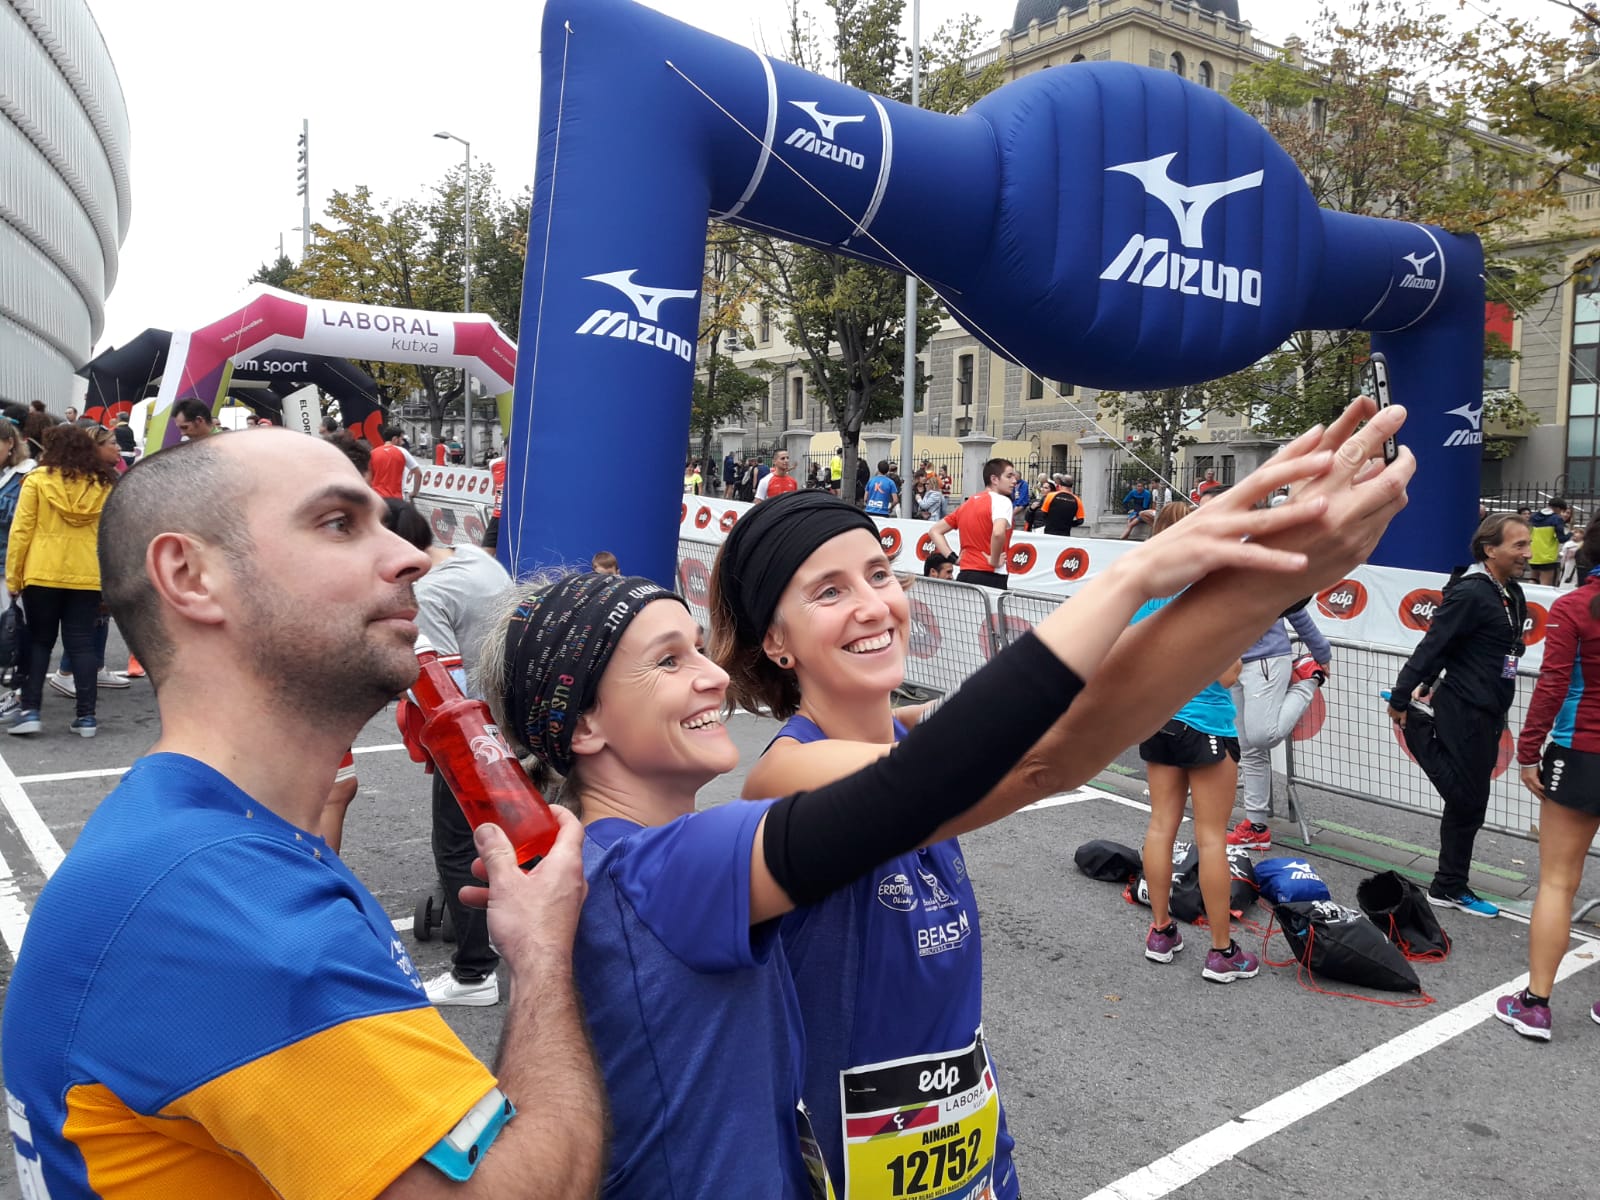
[86,0,1560,354]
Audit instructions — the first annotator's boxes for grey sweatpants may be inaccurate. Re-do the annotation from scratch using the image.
[1230,655,1318,820]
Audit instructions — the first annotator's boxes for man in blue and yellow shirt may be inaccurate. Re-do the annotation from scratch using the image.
[2,431,603,1198]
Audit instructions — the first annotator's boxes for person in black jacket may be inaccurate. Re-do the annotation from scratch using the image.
[1388,513,1531,918]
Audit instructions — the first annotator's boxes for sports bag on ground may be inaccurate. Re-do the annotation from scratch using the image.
[1272,900,1421,993]
[1074,839,1142,883]
[1227,845,1259,913]
[1255,857,1332,906]
[1355,870,1451,960]
[1129,843,1204,924]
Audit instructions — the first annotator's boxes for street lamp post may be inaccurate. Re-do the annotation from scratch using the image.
[900,1,921,517]
[435,131,473,464]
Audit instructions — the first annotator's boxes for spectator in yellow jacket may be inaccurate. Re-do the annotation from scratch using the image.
[5,424,115,737]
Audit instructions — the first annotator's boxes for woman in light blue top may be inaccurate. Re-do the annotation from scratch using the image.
[1130,501,1260,984]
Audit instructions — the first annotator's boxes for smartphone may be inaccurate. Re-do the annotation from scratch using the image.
[1363,351,1399,465]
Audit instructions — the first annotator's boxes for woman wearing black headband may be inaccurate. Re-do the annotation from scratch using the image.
[472,431,1344,1196]
[717,412,1411,1197]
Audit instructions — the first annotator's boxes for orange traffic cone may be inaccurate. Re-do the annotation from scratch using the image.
[125,654,145,679]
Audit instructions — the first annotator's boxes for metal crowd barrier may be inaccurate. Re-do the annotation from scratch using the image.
[998,588,1064,633]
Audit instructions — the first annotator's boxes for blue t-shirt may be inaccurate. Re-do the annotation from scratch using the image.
[1132,597,1238,736]
[773,716,1019,1200]
[577,801,822,1198]
[1012,479,1029,510]
[863,475,899,515]
[2,754,494,1199]
[1123,487,1152,513]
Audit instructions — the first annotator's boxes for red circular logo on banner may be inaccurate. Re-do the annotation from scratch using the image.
[908,597,942,660]
[694,506,712,530]
[980,614,1032,658]
[463,514,485,545]
[361,411,384,445]
[681,502,688,524]
[1316,579,1368,621]
[916,533,937,562]
[1523,602,1549,646]
[1007,542,1038,575]
[1290,690,1327,741]
[1398,589,1444,632]
[1054,547,1090,581]
[719,510,738,534]
[430,507,458,545]
[880,527,903,560]
[678,558,711,608]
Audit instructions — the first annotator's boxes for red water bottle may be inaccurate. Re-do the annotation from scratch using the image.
[409,638,561,867]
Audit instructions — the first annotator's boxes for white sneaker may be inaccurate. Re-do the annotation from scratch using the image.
[0,690,19,720]
[96,668,131,689]
[423,971,499,1007]
[47,672,74,698]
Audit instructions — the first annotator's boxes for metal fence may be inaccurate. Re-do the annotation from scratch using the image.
[1103,461,1238,509]
[410,495,491,548]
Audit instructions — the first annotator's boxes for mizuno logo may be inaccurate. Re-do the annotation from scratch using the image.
[1403,251,1437,276]
[582,270,699,322]
[1100,153,1266,307]
[1106,153,1265,250]
[1443,400,1484,447]
[576,270,699,362]
[788,101,864,141]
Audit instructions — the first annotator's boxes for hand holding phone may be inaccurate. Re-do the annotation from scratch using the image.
[1362,351,1399,465]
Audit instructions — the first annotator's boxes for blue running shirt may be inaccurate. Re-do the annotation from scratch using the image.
[1131,596,1238,737]
[578,801,826,1198]
[2,754,495,1199]
[773,715,1018,1200]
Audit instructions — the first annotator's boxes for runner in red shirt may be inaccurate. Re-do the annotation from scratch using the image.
[368,424,408,499]
[927,458,1019,590]
[755,449,800,501]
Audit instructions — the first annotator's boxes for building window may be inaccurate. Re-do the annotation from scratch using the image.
[1055,380,1075,397]
[1219,71,1234,91]
[957,354,974,410]
[1567,275,1600,491]
[1197,61,1214,88]
[914,358,926,413]
[1027,372,1045,400]
[759,305,771,345]
[1148,48,1165,69]
[791,375,805,421]
[1169,52,1186,77]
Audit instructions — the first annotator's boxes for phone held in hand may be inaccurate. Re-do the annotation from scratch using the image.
[1362,352,1399,465]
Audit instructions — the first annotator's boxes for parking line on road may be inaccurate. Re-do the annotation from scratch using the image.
[16,744,408,785]
[1080,941,1600,1200]
[0,745,64,876]
[0,848,33,959]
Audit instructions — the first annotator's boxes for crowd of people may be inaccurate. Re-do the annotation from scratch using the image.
[2,390,1598,1199]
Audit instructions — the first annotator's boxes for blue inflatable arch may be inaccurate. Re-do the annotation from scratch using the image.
[505,0,1482,584]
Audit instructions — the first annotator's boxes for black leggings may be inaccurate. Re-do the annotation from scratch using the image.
[20,586,99,717]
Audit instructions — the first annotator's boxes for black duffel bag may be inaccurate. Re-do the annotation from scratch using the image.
[1227,846,1259,914]
[1074,839,1142,884]
[1129,843,1205,924]
[1272,900,1421,993]
[0,604,22,672]
[1355,870,1451,961]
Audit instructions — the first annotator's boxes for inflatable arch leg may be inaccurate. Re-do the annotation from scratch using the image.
[507,0,1484,584]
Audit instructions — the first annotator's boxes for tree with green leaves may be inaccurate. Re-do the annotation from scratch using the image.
[1096,384,1231,488]
[1183,1,1562,455]
[692,225,772,470]
[249,254,296,289]
[753,0,1001,500]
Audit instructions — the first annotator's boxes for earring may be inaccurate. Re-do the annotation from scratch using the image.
[778,655,792,668]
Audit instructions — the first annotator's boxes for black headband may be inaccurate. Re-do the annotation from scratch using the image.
[502,572,685,775]
[719,490,880,644]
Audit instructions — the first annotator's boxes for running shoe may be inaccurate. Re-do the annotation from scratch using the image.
[96,668,131,689]
[69,716,97,738]
[1291,655,1326,686]
[47,672,74,698]
[424,970,499,1007]
[0,690,19,721]
[1494,990,1552,1041]
[1144,923,1183,963]
[1226,819,1272,851]
[1427,888,1499,918]
[8,710,40,735]
[1202,941,1261,983]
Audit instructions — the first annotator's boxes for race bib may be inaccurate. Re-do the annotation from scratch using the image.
[841,1030,1000,1199]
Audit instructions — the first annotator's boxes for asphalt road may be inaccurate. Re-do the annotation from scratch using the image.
[0,672,1596,1199]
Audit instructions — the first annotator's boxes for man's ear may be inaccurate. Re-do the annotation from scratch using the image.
[145,533,229,629]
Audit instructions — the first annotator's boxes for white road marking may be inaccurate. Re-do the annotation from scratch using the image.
[0,848,34,958]
[1080,942,1600,1200]
[1020,788,1099,812]
[16,743,409,784]
[0,743,65,876]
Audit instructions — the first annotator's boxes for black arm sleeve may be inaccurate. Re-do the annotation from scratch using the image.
[1391,583,1474,704]
[762,630,1083,907]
